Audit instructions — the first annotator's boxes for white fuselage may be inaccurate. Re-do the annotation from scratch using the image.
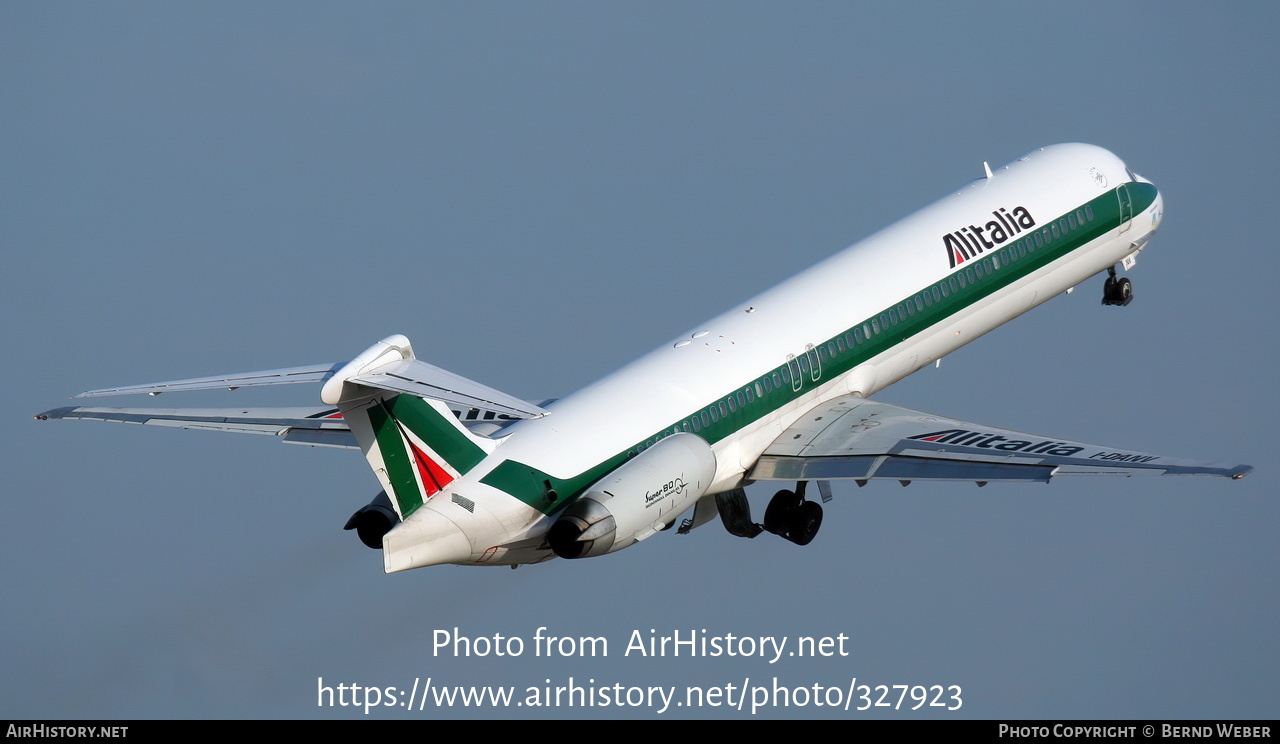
[384,143,1163,570]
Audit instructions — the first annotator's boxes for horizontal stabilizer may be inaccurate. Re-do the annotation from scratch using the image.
[35,405,360,449]
[73,364,345,399]
[64,334,547,420]
[347,359,549,420]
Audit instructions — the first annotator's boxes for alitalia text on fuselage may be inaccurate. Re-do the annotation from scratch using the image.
[944,206,1036,269]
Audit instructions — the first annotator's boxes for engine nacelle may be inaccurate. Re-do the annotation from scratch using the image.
[548,433,716,559]
[343,490,399,549]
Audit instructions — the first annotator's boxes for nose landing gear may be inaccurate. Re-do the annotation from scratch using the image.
[1102,266,1133,307]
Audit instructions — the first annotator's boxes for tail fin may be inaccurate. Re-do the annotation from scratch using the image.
[326,335,543,519]
[343,393,493,519]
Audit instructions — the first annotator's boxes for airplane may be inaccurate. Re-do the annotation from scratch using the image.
[36,143,1252,572]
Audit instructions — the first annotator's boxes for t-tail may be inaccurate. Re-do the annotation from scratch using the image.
[321,334,547,521]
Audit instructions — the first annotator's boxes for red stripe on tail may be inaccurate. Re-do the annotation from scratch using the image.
[409,442,454,497]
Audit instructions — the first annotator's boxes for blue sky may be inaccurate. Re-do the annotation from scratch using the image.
[4,2,1277,719]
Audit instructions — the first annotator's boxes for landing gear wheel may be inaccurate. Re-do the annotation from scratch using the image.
[785,501,823,546]
[1102,269,1133,306]
[764,489,801,535]
[1115,276,1133,305]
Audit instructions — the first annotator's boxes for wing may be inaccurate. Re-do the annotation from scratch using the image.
[748,396,1252,484]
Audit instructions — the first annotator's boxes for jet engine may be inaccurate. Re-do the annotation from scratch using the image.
[344,490,399,549]
[548,433,716,559]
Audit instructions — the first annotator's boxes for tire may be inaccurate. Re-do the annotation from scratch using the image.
[1117,277,1132,303]
[763,489,801,535]
[786,501,824,546]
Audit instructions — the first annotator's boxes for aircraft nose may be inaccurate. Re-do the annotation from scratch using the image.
[382,506,473,572]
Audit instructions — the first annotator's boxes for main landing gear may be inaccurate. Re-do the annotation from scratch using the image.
[712,482,826,546]
[1102,266,1133,307]
[763,481,824,546]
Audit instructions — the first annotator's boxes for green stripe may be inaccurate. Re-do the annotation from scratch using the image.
[370,403,424,517]
[483,183,1157,514]
[384,395,487,473]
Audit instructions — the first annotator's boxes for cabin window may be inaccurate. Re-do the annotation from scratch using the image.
[709,406,719,423]
[1068,213,1078,231]
[780,367,791,383]
[1017,241,1027,258]
[1058,219,1068,236]
[905,301,915,317]
[836,336,847,353]
[860,324,870,340]
[817,345,828,363]
[1085,205,1094,221]
[992,254,1002,269]
[772,372,782,388]
[949,277,959,293]
[887,309,898,326]
[701,411,710,427]
[745,387,755,403]
[915,295,924,311]
[923,291,933,307]
[844,331,855,347]
[870,318,880,335]
[932,286,942,302]
[798,356,810,375]
[1033,232,1043,249]
[957,272,967,288]
[726,396,737,413]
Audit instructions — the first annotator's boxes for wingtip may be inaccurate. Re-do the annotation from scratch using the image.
[1229,464,1253,480]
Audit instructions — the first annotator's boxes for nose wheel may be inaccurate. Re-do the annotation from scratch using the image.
[1102,266,1133,306]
